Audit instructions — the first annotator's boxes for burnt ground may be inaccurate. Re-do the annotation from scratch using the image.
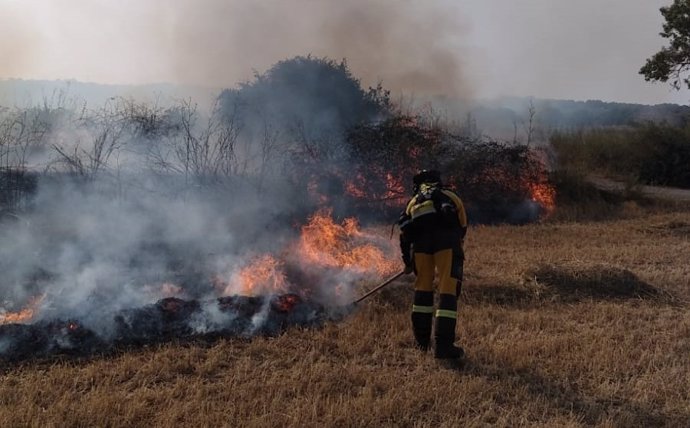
[0,294,343,365]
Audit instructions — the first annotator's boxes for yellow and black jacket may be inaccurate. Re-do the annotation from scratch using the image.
[398,183,467,268]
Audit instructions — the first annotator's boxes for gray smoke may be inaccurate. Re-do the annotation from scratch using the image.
[0,175,283,333]
[1,0,472,99]
[0,88,397,337]
[0,3,37,80]
[168,0,472,97]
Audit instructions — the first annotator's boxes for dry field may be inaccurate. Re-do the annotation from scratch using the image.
[1,206,689,427]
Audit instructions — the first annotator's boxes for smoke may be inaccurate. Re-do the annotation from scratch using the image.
[187,301,237,335]
[0,82,399,339]
[0,168,364,336]
[0,0,472,99]
[0,178,251,332]
[169,0,471,97]
[0,2,40,79]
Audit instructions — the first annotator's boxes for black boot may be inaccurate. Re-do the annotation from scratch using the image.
[434,341,464,359]
[434,293,464,359]
[412,312,432,351]
[411,290,434,352]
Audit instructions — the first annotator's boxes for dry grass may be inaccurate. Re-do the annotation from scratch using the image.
[2,210,690,427]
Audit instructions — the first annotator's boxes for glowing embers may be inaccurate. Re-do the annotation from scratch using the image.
[528,180,556,216]
[344,172,408,206]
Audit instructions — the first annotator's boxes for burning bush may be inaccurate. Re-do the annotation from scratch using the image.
[443,138,555,224]
[344,115,443,214]
[298,111,555,224]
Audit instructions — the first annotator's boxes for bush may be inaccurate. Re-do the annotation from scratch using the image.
[634,123,690,187]
[551,123,690,189]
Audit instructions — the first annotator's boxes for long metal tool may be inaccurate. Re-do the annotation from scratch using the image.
[353,270,405,304]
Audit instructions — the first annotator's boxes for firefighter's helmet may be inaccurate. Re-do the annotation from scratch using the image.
[413,169,441,186]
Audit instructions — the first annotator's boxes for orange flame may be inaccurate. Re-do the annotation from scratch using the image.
[345,172,407,205]
[383,173,406,203]
[0,294,46,325]
[213,210,398,297]
[227,254,289,296]
[345,177,367,199]
[295,209,398,276]
[529,181,556,217]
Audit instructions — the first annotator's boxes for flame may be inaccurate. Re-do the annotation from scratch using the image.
[213,209,398,297]
[295,209,398,276]
[529,181,556,216]
[345,172,407,205]
[383,173,406,203]
[0,294,46,325]
[229,254,288,296]
[345,173,367,199]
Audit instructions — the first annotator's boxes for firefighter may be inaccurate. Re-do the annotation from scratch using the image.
[398,169,467,359]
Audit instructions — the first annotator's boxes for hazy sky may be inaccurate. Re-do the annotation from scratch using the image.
[1,0,688,105]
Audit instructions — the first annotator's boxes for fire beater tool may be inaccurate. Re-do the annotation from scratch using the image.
[352,270,405,305]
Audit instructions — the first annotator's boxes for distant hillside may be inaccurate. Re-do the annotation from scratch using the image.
[428,95,690,141]
[485,96,689,127]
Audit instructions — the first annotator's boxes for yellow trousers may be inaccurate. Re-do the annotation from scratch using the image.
[413,249,459,295]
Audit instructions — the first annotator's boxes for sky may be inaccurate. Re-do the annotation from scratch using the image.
[0,0,688,105]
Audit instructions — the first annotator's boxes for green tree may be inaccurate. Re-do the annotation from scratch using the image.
[640,0,690,90]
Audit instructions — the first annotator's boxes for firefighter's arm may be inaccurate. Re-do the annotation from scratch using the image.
[400,232,414,275]
[399,231,412,264]
[441,190,468,238]
[398,209,415,274]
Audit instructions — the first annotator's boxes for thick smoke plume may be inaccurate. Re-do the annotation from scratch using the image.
[0,0,472,98]
[168,0,472,97]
